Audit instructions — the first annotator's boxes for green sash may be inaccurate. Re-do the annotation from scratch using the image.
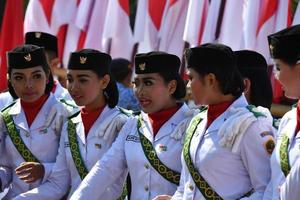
[183,114,222,199]
[137,116,181,185]
[68,113,127,200]
[183,114,253,200]
[279,134,291,177]
[67,119,89,180]
[1,104,40,163]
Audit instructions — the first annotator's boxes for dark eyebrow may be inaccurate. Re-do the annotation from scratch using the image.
[77,74,91,78]
[142,77,156,81]
[32,70,43,74]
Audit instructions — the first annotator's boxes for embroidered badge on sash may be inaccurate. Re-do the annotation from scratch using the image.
[264,139,275,155]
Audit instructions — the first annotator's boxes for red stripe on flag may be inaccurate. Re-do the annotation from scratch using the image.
[0,0,24,91]
[198,0,209,44]
[170,0,178,7]
[149,0,167,30]
[287,0,292,26]
[77,30,87,50]
[256,0,278,35]
[119,0,129,15]
[57,25,68,66]
[39,0,55,26]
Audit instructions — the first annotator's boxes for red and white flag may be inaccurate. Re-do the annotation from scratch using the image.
[62,0,94,66]
[255,0,278,62]
[292,2,300,25]
[159,0,189,58]
[274,0,292,31]
[218,0,244,50]
[183,0,209,47]
[242,0,261,49]
[24,0,76,34]
[201,0,222,44]
[137,0,168,53]
[0,0,24,91]
[102,0,134,59]
[83,0,109,52]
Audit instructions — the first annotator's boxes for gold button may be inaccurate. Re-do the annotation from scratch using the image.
[144,186,149,191]
[189,184,194,191]
[144,163,149,169]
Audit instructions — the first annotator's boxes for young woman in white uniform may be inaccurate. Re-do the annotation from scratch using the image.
[0,32,73,111]
[0,45,70,199]
[70,52,194,200]
[157,43,274,200]
[13,49,130,200]
[263,25,300,200]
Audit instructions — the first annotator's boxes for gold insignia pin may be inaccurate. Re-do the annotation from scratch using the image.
[80,56,87,64]
[94,143,101,149]
[35,32,42,38]
[139,63,146,71]
[24,54,31,62]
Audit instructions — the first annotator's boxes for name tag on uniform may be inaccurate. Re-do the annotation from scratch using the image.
[126,135,140,142]
[64,142,70,148]
[39,128,48,134]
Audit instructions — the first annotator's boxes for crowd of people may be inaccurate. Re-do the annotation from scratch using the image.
[0,24,299,200]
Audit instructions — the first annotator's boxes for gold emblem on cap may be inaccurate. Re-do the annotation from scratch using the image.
[24,54,31,62]
[35,32,42,38]
[139,63,146,71]
[80,56,87,64]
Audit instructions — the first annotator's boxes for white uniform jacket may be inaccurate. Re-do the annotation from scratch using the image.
[0,93,70,199]
[172,95,274,200]
[13,106,130,200]
[70,104,193,200]
[279,157,300,200]
[263,108,300,200]
[0,92,14,110]
[54,82,73,102]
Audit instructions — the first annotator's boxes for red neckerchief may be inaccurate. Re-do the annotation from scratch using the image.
[148,105,180,137]
[51,80,58,93]
[81,106,105,136]
[21,94,49,127]
[296,101,300,134]
[207,101,233,128]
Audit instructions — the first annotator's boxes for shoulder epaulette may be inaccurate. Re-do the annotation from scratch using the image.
[1,101,17,113]
[246,105,266,118]
[59,98,77,109]
[68,110,80,120]
[118,107,133,117]
[199,106,208,113]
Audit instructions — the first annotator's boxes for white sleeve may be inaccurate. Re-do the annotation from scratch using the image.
[70,121,130,200]
[280,159,300,200]
[13,123,71,200]
[239,119,273,200]
[0,114,12,191]
[171,153,185,200]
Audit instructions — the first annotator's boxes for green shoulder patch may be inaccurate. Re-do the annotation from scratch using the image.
[118,107,133,117]
[246,105,266,118]
[68,111,80,120]
[1,101,17,113]
[59,98,78,109]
